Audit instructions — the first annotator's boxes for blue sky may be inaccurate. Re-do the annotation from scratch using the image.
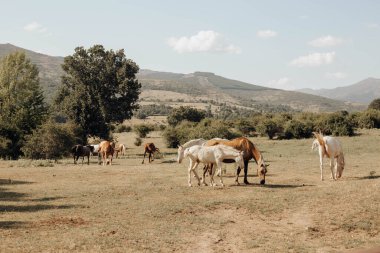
[1,0,379,90]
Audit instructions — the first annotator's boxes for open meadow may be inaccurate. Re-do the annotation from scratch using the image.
[1,130,380,252]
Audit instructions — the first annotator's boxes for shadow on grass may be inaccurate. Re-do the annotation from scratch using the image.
[0,179,34,185]
[0,189,28,201]
[0,221,28,229]
[29,196,66,202]
[161,160,177,164]
[0,204,79,213]
[350,175,380,180]
[230,183,315,189]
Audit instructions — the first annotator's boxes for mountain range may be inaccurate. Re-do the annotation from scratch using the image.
[0,43,374,112]
[297,78,380,104]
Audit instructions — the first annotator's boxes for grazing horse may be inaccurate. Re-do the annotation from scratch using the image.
[177,138,207,163]
[205,137,268,185]
[98,141,114,166]
[142,143,161,164]
[184,144,245,187]
[71,145,94,165]
[312,132,345,181]
[115,144,126,158]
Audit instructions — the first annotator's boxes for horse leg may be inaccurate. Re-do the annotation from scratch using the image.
[149,152,152,163]
[201,164,208,186]
[330,158,336,180]
[243,160,249,184]
[188,160,199,187]
[98,153,102,165]
[87,155,90,165]
[320,155,324,181]
[142,151,147,164]
[109,153,113,165]
[216,161,224,187]
[235,163,240,185]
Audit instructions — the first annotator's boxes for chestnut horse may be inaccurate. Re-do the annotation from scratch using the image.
[97,141,115,166]
[205,137,268,185]
[142,143,161,164]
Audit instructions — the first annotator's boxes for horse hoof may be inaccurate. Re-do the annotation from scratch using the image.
[244,180,250,185]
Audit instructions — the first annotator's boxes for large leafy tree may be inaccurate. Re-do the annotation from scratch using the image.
[0,52,48,159]
[55,45,141,142]
[167,106,206,126]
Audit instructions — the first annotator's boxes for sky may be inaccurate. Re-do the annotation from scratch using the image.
[0,0,379,90]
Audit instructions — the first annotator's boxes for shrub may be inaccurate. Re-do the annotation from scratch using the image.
[357,109,380,129]
[22,121,81,160]
[256,119,282,139]
[167,106,206,126]
[316,112,354,136]
[133,124,154,138]
[283,120,313,139]
[134,137,142,146]
[368,98,380,110]
[114,124,131,133]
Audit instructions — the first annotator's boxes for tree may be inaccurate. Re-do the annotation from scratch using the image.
[55,45,141,142]
[167,106,206,126]
[0,52,48,159]
[256,119,281,139]
[368,98,380,110]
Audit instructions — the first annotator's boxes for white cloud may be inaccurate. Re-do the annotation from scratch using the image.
[290,52,336,67]
[309,35,343,47]
[267,77,294,90]
[325,72,347,79]
[366,23,379,29]
[24,22,47,33]
[167,30,241,54]
[256,30,277,38]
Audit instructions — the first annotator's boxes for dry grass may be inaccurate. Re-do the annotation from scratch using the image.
[1,129,380,252]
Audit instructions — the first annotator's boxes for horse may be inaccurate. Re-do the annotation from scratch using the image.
[90,144,100,156]
[177,138,207,163]
[71,145,94,165]
[142,143,161,164]
[184,144,245,187]
[97,141,114,166]
[115,144,126,158]
[204,137,268,185]
[312,132,345,181]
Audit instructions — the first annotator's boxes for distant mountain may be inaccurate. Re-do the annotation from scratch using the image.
[0,43,64,101]
[0,43,366,112]
[138,70,365,112]
[298,78,380,104]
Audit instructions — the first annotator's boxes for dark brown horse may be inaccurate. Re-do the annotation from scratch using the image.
[142,143,161,164]
[205,137,268,184]
[71,145,94,165]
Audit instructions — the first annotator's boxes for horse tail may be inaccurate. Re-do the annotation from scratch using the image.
[312,132,329,158]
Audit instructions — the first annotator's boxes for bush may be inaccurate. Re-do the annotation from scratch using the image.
[22,121,81,160]
[114,124,131,133]
[167,106,206,126]
[368,98,380,110]
[357,109,380,129]
[256,119,282,139]
[283,120,313,139]
[134,137,142,146]
[316,112,354,136]
[133,124,155,138]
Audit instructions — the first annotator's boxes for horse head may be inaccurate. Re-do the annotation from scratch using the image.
[177,145,185,163]
[258,160,268,185]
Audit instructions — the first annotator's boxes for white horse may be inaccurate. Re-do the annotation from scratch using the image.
[312,132,345,181]
[177,138,207,163]
[183,144,245,187]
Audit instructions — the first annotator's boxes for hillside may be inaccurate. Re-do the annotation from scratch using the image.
[298,78,380,104]
[0,43,64,101]
[0,43,365,112]
[138,70,364,112]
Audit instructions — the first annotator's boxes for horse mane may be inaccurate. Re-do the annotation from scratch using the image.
[312,132,330,158]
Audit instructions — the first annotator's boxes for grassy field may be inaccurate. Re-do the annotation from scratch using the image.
[1,130,380,252]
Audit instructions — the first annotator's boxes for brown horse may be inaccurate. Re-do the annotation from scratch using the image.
[97,141,115,165]
[142,143,161,164]
[205,137,268,184]
[115,144,126,158]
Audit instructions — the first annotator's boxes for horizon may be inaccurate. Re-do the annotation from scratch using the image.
[1,0,379,90]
